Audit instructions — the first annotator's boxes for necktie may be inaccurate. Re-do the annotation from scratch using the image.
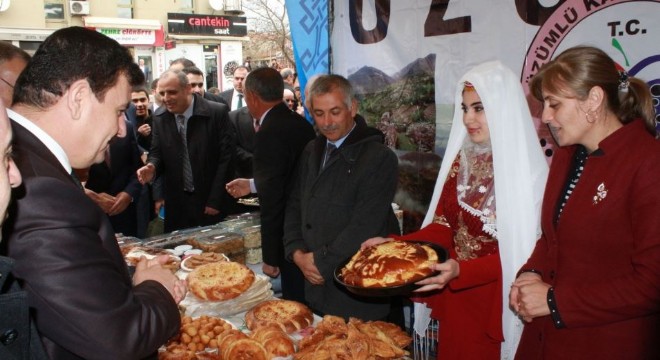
[176,115,195,192]
[253,119,260,132]
[237,93,243,109]
[322,143,337,170]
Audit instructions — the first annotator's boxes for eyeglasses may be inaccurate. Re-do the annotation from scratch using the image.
[0,77,14,89]
[190,82,204,88]
[294,87,300,91]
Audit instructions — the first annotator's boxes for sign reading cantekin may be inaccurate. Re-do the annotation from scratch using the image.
[167,13,247,36]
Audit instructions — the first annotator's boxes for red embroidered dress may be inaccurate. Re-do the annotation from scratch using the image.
[397,154,504,359]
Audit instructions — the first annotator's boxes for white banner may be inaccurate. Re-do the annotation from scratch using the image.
[331,0,660,231]
[332,0,660,155]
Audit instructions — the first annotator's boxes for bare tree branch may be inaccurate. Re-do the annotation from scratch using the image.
[242,0,294,67]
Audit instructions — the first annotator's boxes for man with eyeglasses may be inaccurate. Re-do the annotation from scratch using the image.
[181,66,228,106]
[221,65,249,111]
[0,42,30,106]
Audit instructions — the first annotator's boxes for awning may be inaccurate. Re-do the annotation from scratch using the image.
[0,27,55,42]
[167,34,250,42]
[83,17,162,30]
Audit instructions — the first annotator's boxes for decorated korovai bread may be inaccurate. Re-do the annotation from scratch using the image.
[340,240,438,288]
[245,299,313,334]
[187,261,255,301]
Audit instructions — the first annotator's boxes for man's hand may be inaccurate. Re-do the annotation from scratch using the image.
[108,191,132,216]
[292,250,324,285]
[136,163,155,185]
[137,123,151,137]
[204,206,220,216]
[84,188,116,214]
[225,178,251,198]
[262,263,280,278]
[133,255,188,304]
[154,199,164,215]
[361,236,392,250]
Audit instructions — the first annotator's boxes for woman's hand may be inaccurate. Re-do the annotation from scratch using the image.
[361,236,392,250]
[413,259,460,292]
[510,272,550,322]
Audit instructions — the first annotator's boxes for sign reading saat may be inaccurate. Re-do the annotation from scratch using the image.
[167,13,248,37]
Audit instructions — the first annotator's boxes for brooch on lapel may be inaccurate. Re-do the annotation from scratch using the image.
[592,182,608,205]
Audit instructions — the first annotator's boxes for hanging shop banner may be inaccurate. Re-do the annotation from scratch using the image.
[167,13,248,37]
[96,28,158,46]
[330,0,660,231]
[286,0,330,122]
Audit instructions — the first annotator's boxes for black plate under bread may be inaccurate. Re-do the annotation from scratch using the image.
[334,240,448,297]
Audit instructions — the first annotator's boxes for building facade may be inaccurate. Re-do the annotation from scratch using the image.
[0,0,248,90]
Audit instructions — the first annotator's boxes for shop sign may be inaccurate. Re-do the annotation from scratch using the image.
[167,13,247,36]
[97,28,156,45]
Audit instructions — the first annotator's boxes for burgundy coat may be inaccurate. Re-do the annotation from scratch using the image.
[516,120,660,359]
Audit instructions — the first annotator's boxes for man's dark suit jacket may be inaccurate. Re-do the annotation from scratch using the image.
[220,88,234,108]
[86,121,143,236]
[203,91,228,106]
[149,94,236,232]
[228,106,255,178]
[254,102,315,268]
[4,120,180,359]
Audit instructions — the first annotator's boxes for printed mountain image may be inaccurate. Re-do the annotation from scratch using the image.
[349,54,440,232]
[349,53,436,153]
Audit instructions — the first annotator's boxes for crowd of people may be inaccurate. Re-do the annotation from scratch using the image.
[0,26,658,360]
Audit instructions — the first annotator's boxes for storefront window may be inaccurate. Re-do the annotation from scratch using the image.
[117,0,133,19]
[44,0,64,20]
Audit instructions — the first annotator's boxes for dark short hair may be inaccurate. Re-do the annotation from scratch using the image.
[131,86,150,99]
[233,65,249,75]
[0,42,30,64]
[150,77,159,90]
[245,67,284,102]
[181,66,204,77]
[12,27,143,108]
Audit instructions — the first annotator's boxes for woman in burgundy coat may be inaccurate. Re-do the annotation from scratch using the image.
[511,46,660,359]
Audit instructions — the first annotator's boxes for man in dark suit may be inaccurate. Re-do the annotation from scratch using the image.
[84,120,143,237]
[182,66,228,106]
[0,100,48,360]
[3,27,184,359]
[283,74,400,321]
[228,106,256,178]
[226,67,315,304]
[220,65,249,111]
[137,69,236,232]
